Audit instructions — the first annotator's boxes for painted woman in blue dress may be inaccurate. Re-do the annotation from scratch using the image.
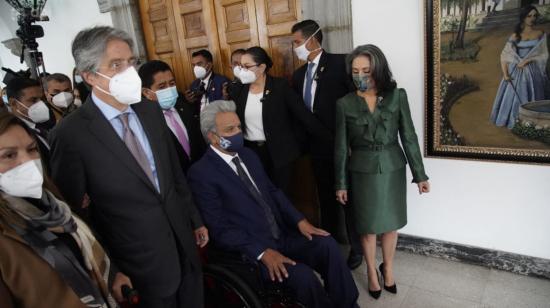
[490,5,548,129]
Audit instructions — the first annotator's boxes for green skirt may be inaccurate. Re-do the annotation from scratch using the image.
[350,167,407,235]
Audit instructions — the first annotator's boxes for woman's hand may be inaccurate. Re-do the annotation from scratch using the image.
[517,60,530,69]
[336,190,348,205]
[417,181,430,194]
[503,74,512,81]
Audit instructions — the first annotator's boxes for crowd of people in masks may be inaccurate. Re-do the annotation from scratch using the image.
[0,19,429,308]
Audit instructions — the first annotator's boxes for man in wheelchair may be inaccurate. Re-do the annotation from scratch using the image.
[188,100,359,308]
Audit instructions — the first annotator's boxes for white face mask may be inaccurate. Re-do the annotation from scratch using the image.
[95,66,142,105]
[74,75,83,83]
[73,98,83,107]
[239,69,257,84]
[193,65,208,79]
[16,100,51,123]
[294,27,322,61]
[232,66,242,80]
[52,92,74,108]
[0,159,44,199]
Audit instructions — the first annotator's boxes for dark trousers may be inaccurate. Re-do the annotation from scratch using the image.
[245,140,293,196]
[138,267,203,308]
[311,155,362,255]
[258,234,359,308]
[138,239,203,308]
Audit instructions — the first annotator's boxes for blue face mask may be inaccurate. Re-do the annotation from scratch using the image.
[2,95,8,105]
[155,86,178,109]
[218,132,244,152]
[352,74,370,92]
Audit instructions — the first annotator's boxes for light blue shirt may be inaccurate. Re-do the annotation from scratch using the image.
[92,93,160,191]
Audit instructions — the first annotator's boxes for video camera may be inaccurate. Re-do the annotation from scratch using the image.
[4,0,49,83]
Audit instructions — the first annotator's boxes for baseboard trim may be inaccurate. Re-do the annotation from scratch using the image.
[396,233,550,280]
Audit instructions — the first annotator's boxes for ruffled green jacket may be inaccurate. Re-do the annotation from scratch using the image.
[334,88,428,189]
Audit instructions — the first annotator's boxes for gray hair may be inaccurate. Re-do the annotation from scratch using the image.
[346,44,396,93]
[44,73,71,91]
[72,26,134,73]
[200,100,237,142]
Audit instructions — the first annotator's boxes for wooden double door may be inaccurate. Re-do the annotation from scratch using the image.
[139,0,303,91]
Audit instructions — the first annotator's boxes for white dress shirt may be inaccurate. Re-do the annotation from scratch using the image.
[302,51,323,110]
[244,92,266,141]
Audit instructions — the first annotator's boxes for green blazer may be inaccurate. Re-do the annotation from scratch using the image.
[334,88,428,190]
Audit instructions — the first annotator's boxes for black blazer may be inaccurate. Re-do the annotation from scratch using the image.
[292,52,354,156]
[49,97,202,297]
[232,75,329,168]
[169,96,207,173]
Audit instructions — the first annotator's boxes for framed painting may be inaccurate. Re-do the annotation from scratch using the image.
[425,0,550,164]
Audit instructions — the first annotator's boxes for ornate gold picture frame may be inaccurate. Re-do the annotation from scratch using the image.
[425,0,550,164]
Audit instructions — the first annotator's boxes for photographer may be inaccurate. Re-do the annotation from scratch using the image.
[184,49,229,113]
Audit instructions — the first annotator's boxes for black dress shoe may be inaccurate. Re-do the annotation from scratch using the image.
[379,263,397,294]
[347,252,363,270]
[368,269,382,299]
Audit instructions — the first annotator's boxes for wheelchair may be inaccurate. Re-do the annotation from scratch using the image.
[202,246,305,308]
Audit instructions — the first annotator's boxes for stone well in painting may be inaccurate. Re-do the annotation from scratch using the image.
[519,100,550,128]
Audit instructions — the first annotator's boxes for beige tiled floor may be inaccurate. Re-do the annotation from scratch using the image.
[347,248,550,308]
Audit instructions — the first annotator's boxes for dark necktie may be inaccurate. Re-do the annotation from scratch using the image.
[231,156,280,239]
[118,113,156,187]
[304,62,316,111]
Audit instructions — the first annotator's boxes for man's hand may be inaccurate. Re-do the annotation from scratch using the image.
[81,193,91,208]
[184,90,197,102]
[222,82,229,100]
[112,272,132,303]
[260,249,296,282]
[297,219,330,240]
[194,226,209,248]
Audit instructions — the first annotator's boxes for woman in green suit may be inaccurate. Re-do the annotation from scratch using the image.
[334,45,430,299]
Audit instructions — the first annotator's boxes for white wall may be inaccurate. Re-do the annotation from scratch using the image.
[351,0,550,259]
[0,0,113,86]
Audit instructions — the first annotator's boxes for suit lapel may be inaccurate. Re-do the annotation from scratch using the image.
[312,52,329,111]
[83,100,159,194]
[295,65,307,97]
[207,149,256,199]
[261,76,273,125]
[133,104,167,196]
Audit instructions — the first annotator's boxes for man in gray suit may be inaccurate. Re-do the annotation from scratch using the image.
[50,26,207,308]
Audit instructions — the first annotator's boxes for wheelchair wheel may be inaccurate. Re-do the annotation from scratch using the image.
[203,264,263,308]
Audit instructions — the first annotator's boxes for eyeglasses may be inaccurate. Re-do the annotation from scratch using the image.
[101,58,139,74]
[241,64,259,70]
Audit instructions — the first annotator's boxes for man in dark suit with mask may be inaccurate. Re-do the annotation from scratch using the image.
[291,20,363,269]
[184,49,229,114]
[49,26,208,308]
[187,100,359,308]
[5,77,53,173]
[139,60,206,173]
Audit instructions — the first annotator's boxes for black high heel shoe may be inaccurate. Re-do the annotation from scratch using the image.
[367,269,382,299]
[379,263,397,294]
